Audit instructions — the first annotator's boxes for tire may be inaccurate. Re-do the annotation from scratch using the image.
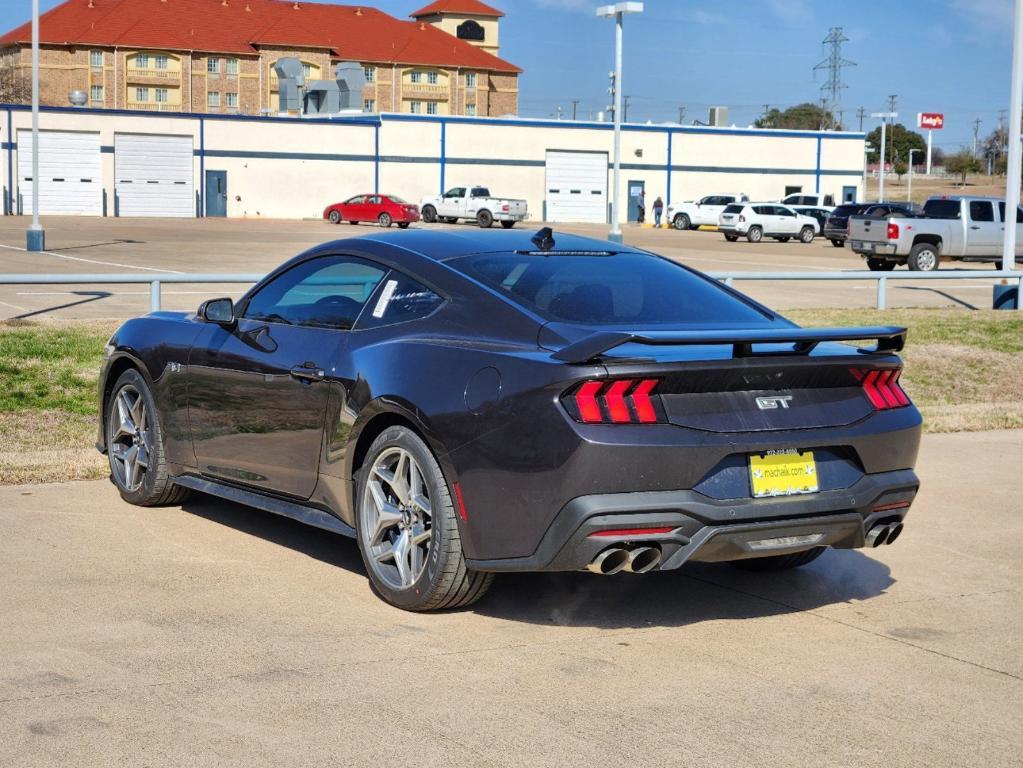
[799,226,815,244]
[830,238,845,248]
[729,547,826,572]
[866,257,896,272]
[907,242,940,271]
[378,212,392,228]
[746,226,763,243]
[724,234,738,242]
[421,205,437,223]
[327,210,341,224]
[477,209,494,228]
[397,222,410,229]
[105,369,190,507]
[355,426,493,611]
[672,213,691,231]
[500,220,516,229]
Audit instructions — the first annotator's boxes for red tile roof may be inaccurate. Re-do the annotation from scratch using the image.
[410,1,504,18]
[0,0,520,72]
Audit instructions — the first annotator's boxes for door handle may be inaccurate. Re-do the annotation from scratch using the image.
[290,364,325,382]
[970,225,980,230]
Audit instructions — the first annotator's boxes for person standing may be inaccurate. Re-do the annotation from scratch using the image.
[652,196,664,227]
[637,190,646,224]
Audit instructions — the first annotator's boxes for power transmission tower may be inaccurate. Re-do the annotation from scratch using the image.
[973,118,982,156]
[678,105,686,124]
[813,27,856,129]
[856,106,865,131]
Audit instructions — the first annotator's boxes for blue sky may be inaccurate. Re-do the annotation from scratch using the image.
[2,0,1013,148]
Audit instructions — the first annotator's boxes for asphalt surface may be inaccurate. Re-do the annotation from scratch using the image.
[1,430,1020,767]
[0,216,1010,320]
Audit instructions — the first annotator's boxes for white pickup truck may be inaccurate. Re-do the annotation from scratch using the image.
[849,195,1023,271]
[420,186,528,229]
[667,193,749,230]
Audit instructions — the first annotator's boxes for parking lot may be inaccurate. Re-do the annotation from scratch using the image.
[1,430,1020,767]
[0,216,1008,320]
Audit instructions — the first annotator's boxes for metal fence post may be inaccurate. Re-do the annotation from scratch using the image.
[150,280,161,312]
[876,277,887,310]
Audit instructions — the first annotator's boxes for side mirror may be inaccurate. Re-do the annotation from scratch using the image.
[199,297,235,325]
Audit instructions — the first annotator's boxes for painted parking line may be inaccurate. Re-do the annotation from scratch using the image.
[0,243,184,274]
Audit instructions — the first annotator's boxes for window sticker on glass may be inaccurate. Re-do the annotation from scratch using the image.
[373,279,398,318]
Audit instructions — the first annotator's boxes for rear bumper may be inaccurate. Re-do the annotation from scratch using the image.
[466,468,919,573]
[823,226,847,240]
[851,241,899,257]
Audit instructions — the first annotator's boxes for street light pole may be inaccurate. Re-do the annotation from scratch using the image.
[907,148,919,203]
[1003,0,1023,278]
[27,0,44,251]
[597,2,642,244]
[871,111,897,202]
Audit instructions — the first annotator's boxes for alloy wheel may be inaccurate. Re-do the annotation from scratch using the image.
[107,384,151,492]
[361,447,433,590]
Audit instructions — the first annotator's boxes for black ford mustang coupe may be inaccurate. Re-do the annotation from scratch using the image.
[98,229,921,611]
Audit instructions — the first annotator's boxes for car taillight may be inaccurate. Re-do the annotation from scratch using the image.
[887,222,900,240]
[738,214,745,222]
[502,204,510,212]
[851,368,910,410]
[564,378,664,424]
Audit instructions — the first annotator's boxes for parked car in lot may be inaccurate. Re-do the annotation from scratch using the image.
[719,203,819,243]
[791,205,832,235]
[781,192,835,209]
[849,196,1023,271]
[667,193,749,230]
[323,194,419,228]
[98,227,921,611]
[824,202,917,248]
[420,186,528,228]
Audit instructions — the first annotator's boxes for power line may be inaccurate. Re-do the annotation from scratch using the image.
[813,27,855,129]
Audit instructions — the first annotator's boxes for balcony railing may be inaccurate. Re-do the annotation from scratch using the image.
[402,83,449,97]
[126,68,179,81]
[125,102,182,112]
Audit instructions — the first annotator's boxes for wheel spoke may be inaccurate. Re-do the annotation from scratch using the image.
[123,444,139,488]
[388,451,411,506]
[135,441,150,470]
[129,393,145,432]
[409,522,431,547]
[391,530,412,586]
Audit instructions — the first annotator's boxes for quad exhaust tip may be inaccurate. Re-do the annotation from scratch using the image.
[586,547,630,575]
[625,546,662,574]
[865,521,905,548]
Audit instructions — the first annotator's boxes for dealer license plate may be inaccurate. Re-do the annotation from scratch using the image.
[749,449,818,498]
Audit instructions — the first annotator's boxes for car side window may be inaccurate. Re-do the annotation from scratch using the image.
[998,202,1023,223]
[969,201,995,222]
[243,256,386,330]
[346,196,366,205]
[752,205,767,215]
[356,272,445,329]
[367,196,381,205]
[471,187,490,198]
[444,188,465,198]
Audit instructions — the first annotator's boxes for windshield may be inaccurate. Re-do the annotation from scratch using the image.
[449,252,772,326]
[923,199,962,219]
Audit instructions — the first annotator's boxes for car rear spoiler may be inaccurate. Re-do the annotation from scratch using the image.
[550,326,907,364]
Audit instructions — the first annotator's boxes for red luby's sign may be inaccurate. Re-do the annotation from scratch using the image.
[917,113,945,130]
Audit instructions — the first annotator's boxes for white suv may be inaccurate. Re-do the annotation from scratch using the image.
[718,203,819,243]
[667,193,749,230]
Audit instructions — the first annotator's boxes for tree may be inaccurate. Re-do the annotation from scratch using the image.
[865,123,927,165]
[982,125,1008,175]
[893,160,907,181]
[0,54,30,105]
[945,149,983,185]
[755,102,837,130]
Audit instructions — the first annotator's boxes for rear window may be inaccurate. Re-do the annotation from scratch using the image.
[449,252,771,326]
[923,199,962,219]
[723,204,744,213]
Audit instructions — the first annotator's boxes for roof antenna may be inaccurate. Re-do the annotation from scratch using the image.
[531,227,555,252]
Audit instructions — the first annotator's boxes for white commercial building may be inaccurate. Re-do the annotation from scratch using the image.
[0,105,866,222]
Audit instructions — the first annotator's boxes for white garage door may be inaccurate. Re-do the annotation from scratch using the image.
[544,150,608,223]
[115,134,194,217]
[17,130,102,216]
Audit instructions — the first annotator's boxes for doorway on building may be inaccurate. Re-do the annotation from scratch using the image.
[627,179,645,223]
[784,185,802,198]
[842,185,857,203]
[205,170,227,217]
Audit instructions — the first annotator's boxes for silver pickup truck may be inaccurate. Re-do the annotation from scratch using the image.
[849,196,1023,271]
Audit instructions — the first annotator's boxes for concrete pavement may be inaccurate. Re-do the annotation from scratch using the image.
[1,430,1021,767]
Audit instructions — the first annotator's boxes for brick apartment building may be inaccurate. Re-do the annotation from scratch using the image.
[0,0,520,117]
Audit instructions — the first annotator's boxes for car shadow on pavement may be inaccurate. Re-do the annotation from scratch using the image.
[473,551,894,629]
[180,494,367,575]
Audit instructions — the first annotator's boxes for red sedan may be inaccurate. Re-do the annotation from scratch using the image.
[323,194,420,228]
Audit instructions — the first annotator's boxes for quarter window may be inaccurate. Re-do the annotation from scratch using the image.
[357,273,445,329]
[244,256,387,330]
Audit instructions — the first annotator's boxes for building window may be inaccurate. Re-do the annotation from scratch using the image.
[207,58,220,74]
[426,101,438,115]
[226,58,238,76]
[135,87,150,102]
[410,101,422,114]
[136,53,150,69]
[364,66,375,82]
[364,98,376,112]
[410,71,422,84]
[90,85,104,102]
[465,104,476,117]
[154,54,168,70]
[90,50,103,69]
[208,91,221,108]
[302,63,313,78]
[427,71,439,85]
[155,88,168,103]
[465,72,477,88]
[226,92,238,108]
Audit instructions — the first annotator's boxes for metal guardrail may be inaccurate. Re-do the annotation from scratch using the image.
[0,270,1020,312]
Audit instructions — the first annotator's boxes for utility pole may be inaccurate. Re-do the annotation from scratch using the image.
[623,95,631,123]
[1001,0,1022,279]
[813,27,856,129]
[887,95,898,169]
[973,117,983,157]
[571,99,579,120]
[857,106,866,132]
[27,0,44,251]
[607,70,616,122]
[677,105,686,124]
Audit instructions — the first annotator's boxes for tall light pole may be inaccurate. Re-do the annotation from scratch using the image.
[597,2,643,244]
[1003,0,1023,279]
[907,148,919,203]
[871,111,897,202]
[27,0,44,251]
[863,142,874,202]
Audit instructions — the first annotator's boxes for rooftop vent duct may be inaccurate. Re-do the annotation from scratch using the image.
[273,57,304,113]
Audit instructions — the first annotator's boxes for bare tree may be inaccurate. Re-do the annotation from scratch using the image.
[0,50,31,105]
